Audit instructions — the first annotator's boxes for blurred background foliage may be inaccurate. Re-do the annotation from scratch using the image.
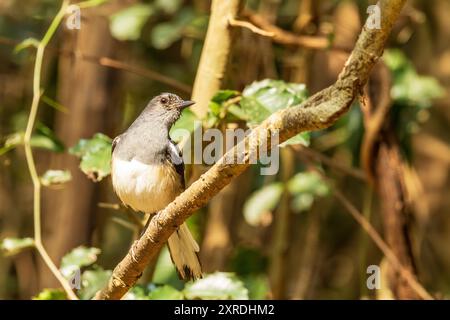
[0,0,449,299]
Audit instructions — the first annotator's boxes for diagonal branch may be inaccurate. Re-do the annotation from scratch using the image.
[95,0,407,300]
[332,188,433,300]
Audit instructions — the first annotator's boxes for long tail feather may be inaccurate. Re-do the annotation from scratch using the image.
[167,223,202,280]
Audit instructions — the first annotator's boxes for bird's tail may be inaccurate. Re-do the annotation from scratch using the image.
[167,223,202,281]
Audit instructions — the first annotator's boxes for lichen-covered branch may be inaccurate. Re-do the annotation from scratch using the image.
[95,0,406,300]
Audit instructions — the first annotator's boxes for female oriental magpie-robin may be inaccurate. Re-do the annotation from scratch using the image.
[111,93,201,280]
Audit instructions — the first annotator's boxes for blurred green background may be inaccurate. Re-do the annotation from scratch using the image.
[0,0,449,300]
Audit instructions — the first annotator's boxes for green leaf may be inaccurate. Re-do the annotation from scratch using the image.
[240,79,308,125]
[1,123,65,155]
[60,246,101,279]
[287,171,329,213]
[242,274,269,299]
[291,193,315,212]
[227,104,248,121]
[211,90,240,104]
[152,247,181,288]
[205,90,242,128]
[78,267,112,300]
[14,37,39,53]
[150,8,194,49]
[40,170,72,187]
[0,237,35,256]
[124,283,184,300]
[124,285,151,300]
[149,285,183,300]
[109,4,154,41]
[155,0,182,14]
[383,49,409,72]
[34,123,65,152]
[69,133,112,182]
[170,109,199,143]
[280,132,310,147]
[41,95,68,113]
[151,23,182,49]
[243,182,283,227]
[184,272,249,300]
[287,171,328,195]
[383,49,445,108]
[33,288,67,300]
[391,70,445,108]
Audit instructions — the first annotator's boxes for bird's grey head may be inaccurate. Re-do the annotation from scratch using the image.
[143,93,195,128]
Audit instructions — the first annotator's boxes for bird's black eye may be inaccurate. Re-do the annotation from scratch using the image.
[160,97,168,104]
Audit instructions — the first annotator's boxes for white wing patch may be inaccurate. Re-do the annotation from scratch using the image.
[168,142,183,165]
[111,158,183,213]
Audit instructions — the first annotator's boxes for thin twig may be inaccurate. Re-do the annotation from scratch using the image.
[93,57,192,94]
[0,36,192,95]
[332,188,433,300]
[241,10,331,49]
[228,17,275,37]
[23,0,78,300]
[97,202,121,210]
[291,144,366,181]
[111,218,138,232]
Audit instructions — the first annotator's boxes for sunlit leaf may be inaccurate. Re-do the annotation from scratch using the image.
[287,171,329,213]
[383,49,445,108]
[291,193,315,212]
[34,123,65,152]
[78,267,112,300]
[155,0,182,14]
[287,171,328,195]
[124,283,183,300]
[241,79,308,125]
[242,274,269,299]
[205,90,242,128]
[184,272,249,300]
[60,246,101,279]
[1,122,65,155]
[280,132,310,147]
[227,104,248,121]
[0,237,34,256]
[151,23,182,49]
[40,169,72,187]
[211,90,240,104]
[149,285,183,300]
[243,182,283,226]
[124,285,151,300]
[150,8,194,49]
[33,288,66,300]
[109,4,154,41]
[69,133,112,182]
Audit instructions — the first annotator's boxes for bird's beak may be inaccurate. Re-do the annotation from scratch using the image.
[180,100,195,109]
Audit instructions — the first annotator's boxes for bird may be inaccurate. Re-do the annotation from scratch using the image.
[110,92,202,280]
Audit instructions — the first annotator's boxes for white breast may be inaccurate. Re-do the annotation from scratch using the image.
[111,158,183,213]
